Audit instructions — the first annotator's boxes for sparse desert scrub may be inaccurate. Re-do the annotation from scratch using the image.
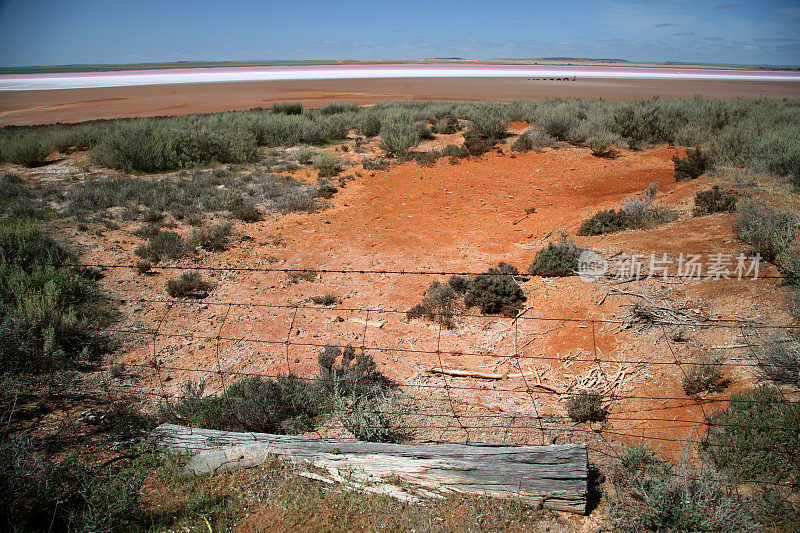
[611,102,671,150]
[693,186,737,216]
[753,337,800,386]
[165,271,214,298]
[432,116,459,134]
[0,133,51,167]
[90,117,260,172]
[311,293,340,306]
[466,104,509,140]
[587,130,619,158]
[356,112,381,137]
[319,101,359,115]
[362,157,389,170]
[294,145,316,164]
[673,147,708,180]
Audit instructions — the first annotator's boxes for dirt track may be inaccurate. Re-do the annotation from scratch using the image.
[2,76,799,126]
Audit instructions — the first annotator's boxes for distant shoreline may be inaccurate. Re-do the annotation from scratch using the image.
[1,58,798,76]
[2,64,799,92]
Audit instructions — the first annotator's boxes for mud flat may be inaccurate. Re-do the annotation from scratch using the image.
[1,76,799,126]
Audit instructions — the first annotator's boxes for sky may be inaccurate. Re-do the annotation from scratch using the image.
[0,0,798,67]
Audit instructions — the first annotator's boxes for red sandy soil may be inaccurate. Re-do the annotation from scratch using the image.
[1,77,798,126]
[8,129,797,460]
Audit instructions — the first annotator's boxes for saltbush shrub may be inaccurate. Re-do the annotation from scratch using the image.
[693,186,737,216]
[271,102,303,115]
[733,199,798,263]
[754,338,800,387]
[673,147,708,180]
[464,263,526,317]
[567,391,606,422]
[0,220,112,373]
[357,113,381,137]
[432,116,459,134]
[682,354,725,395]
[0,134,50,167]
[511,128,558,152]
[379,120,421,157]
[528,241,583,277]
[587,131,618,158]
[165,271,213,298]
[406,281,461,328]
[610,443,761,532]
[704,386,799,483]
[294,146,316,164]
[312,151,340,177]
[134,230,189,262]
[189,222,232,252]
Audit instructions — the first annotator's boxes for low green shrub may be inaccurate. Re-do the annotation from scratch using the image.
[733,199,798,263]
[357,113,381,137]
[463,130,499,156]
[406,281,461,328]
[682,354,725,395]
[0,134,50,167]
[134,230,189,262]
[464,263,526,317]
[165,271,213,298]
[379,120,421,157]
[295,146,316,164]
[511,128,558,152]
[320,101,358,115]
[412,151,438,166]
[231,201,263,222]
[0,440,161,532]
[272,102,303,115]
[362,157,390,170]
[673,147,708,180]
[693,186,737,216]
[440,144,470,160]
[189,222,232,251]
[311,293,340,306]
[312,151,341,177]
[754,337,800,387]
[0,220,112,373]
[528,240,583,277]
[566,391,606,422]
[704,386,799,484]
[587,131,619,158]
[612,103,670,150]
[610,443,760,532]
[432,116,459,134]
[315,183,338,199]
[578,185,677,236]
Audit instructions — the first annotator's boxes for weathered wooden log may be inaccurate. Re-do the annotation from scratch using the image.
[151,423,588,513]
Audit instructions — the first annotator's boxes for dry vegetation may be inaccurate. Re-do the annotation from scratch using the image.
[1,97,799,531]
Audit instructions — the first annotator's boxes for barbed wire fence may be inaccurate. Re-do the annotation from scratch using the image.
[3,260,799,493]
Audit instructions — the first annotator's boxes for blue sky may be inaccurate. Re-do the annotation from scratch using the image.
[0,0,798,67]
